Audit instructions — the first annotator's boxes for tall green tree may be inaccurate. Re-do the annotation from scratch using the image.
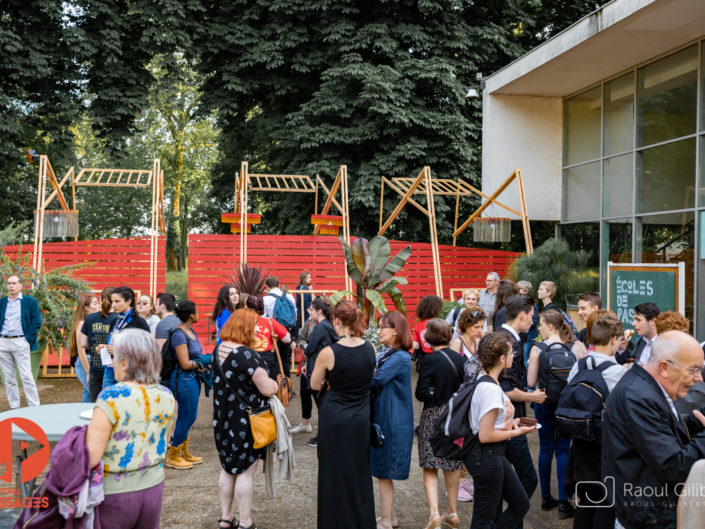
[144,54,220,269]
[0,0,83,231]
[186,0,600,242]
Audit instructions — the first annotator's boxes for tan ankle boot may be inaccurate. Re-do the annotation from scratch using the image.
[166,444,193,469]
[181,438,203,465]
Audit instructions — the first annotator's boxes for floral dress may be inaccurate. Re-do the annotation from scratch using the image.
[212,343,269,474]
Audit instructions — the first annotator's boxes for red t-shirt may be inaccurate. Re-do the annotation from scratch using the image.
[253,317,288,352]
[412,319,433,353]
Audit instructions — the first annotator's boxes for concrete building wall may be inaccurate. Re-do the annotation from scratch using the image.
[481,94,563,221]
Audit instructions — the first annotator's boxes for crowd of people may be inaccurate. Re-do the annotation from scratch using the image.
[2,269,705,529]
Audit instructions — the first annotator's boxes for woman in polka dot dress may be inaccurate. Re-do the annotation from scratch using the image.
[212,308,278,529]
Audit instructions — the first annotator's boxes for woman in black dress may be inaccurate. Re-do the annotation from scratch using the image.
[311,300,376,529]
[212,308,278,529]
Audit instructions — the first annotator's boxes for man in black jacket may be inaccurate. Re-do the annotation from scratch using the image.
[602,331,705,529]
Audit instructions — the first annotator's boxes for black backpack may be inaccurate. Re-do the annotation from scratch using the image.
[430,375,494,461]
[555,356,613,442]
[159,328,186,386]
[536,341,577,407]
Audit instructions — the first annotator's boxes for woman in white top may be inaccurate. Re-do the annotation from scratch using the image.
[136,294,161,335]
[466,332,538,529]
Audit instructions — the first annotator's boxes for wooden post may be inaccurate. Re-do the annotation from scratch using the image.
[314,176,319,215]
[239,161,248,266]
[379,178,385,233]
[453,181,460,247]
[313,167,343,236]
[149,159,160,298]
[33,156,45,270]
[71,168,78,241]
[378,167,426,236]
[516,169,533,254]
[340,165,352,293]
[424,167,443,297]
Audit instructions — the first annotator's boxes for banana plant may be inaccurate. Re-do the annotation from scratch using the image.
[330,235,412,322]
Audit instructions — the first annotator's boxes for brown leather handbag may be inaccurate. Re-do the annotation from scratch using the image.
[269,319,293,406]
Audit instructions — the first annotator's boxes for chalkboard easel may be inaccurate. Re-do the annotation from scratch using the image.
[607,262,685,330]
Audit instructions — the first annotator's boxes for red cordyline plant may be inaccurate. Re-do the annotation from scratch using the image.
[229,263,268,296]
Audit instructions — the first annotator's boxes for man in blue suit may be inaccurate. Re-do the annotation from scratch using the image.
[0,275,42,408]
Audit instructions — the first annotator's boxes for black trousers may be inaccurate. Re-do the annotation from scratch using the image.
[466,442,530,529]
[88,364,105,402]
[300,374,318,420]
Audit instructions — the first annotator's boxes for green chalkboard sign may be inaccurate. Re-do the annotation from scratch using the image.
[607,262,685,329]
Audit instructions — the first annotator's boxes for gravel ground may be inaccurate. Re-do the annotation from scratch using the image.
[1,375,574,529]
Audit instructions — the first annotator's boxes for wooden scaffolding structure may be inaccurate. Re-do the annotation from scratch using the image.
[231,161,353,292]
[33,155,165,298]
[378,166,444,297]
[378,167,533,298]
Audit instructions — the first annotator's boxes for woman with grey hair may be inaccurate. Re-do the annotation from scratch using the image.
[86,329,176,529]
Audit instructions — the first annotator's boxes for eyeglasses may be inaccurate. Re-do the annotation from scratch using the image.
[377,325,392,330]
[666,360,704,376]
[469,310,481,317]
[136,301,149,305]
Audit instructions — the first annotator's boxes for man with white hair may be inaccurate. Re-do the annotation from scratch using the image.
[477,272,500,318]
[602,331,705,529]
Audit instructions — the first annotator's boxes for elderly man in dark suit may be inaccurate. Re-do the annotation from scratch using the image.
[0,274,42,408]
[603,330,705,529]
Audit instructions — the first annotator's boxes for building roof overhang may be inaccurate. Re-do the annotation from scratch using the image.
[487,0,705,97]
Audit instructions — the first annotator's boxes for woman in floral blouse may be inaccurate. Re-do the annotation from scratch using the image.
[86,328,176,529]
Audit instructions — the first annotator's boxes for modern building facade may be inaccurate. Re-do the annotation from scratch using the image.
[481,0,705,339]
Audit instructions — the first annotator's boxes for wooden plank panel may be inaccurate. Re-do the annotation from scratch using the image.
[187,234,518,343]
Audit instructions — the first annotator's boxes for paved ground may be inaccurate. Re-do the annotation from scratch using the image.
[1,375,573,529]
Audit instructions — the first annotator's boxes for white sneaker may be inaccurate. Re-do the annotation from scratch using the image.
[289,423,313,434]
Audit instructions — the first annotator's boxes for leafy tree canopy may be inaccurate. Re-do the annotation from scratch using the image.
[0,0,601,252]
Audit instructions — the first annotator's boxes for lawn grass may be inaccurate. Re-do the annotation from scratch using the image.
[165,269,188,301]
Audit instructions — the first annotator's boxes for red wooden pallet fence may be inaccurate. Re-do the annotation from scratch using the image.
[3,237,166,368]
[188,234,519,347]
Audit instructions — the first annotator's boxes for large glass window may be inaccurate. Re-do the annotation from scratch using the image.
[564,86,601,165]
[603,154,633,217]
[637,212,695,326]
[600,219,633,294]
[562,222,600,294]
[636,138,695,213]
[563,163,600,222]
[637,45,698,147]
[604,72,634,155]
[562,42,704,338]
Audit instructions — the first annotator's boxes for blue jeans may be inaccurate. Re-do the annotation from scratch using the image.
[170,368,200,446]
[102,366,116,390]
[534,403,570,501]
[75,355,90,403]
